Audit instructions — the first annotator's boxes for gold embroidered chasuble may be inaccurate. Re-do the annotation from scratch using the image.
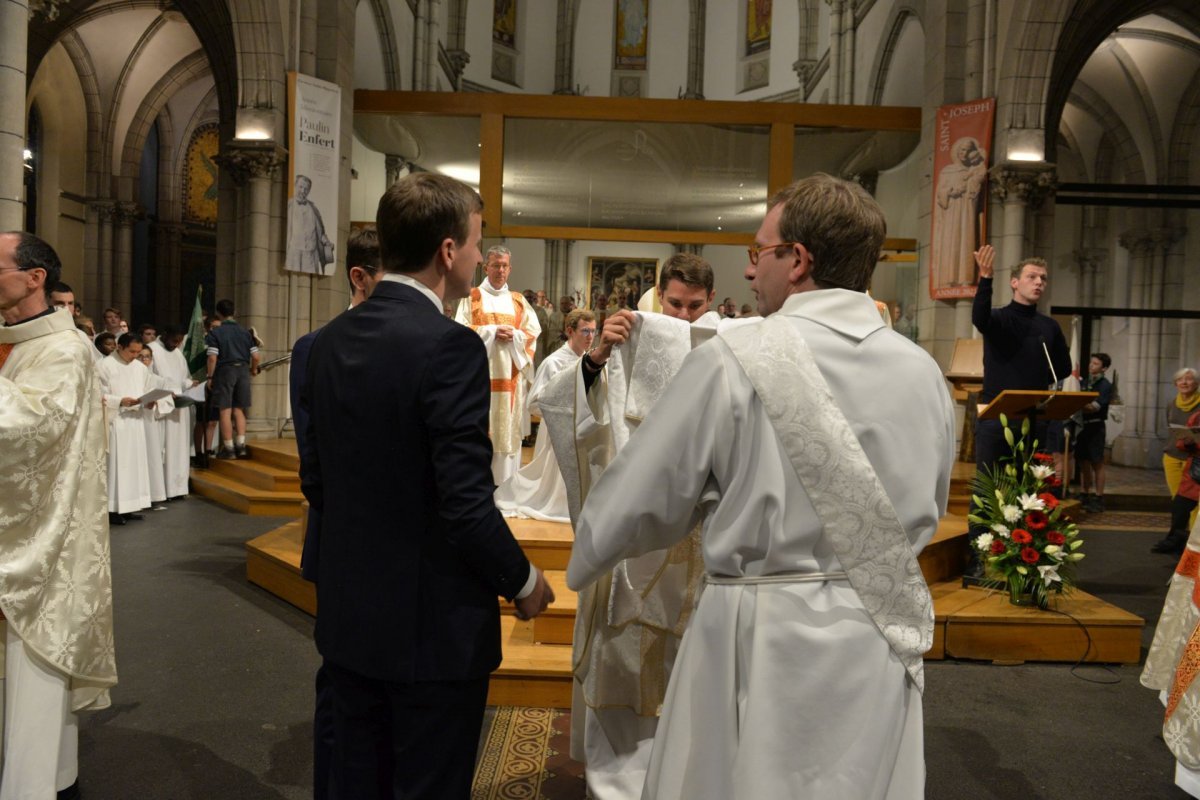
[456,284,541,455]
[0,309,117,712]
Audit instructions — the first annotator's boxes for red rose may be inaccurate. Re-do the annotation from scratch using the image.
[1046,475,1062,488]
[1025,511,1048,531]
[990,540,1007,555]
[1021,547,1041,564]
[1039,493,1059,510]
[1033,453,1054,463]
[1012,529,1033,544]
[1046,531,1065,545]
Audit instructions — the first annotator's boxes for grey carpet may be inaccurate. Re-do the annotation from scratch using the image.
[74,497,1188,798]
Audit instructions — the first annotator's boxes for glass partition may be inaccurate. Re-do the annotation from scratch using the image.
[792,128,920,180]
[353,113,482,187]
[502,119,770,232]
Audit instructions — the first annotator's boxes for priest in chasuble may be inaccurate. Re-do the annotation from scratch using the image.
[455,245,541,485]
[0,232,117,798]
[565,176,956,799]
[538,253,720,800]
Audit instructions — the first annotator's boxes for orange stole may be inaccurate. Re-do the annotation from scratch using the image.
[0,343,13,371]
[468,287,533,411]
[1166,549,1200,719]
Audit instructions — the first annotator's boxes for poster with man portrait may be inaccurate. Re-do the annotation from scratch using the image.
[929,97,995,300]
[287,72,341,276]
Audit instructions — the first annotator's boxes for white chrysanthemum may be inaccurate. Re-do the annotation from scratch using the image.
[1030,464,1054,481]
[992,524,1011,538]
[1002,505,1022,523]
[1018,493,1046,511]
[1038,564,1062,586]
[975,533,995,552]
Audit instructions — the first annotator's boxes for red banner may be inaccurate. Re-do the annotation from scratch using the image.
[929,98,995,300]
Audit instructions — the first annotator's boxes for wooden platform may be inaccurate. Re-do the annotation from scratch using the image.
[190,439,304,517]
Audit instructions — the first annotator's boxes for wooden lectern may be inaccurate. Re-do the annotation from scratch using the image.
[978,389,1099,498]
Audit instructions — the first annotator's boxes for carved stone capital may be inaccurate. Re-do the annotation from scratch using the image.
[793,58,818,85]
[1072,247,1106,274]
[1117,229,1154,256]
[112,202,142,227]
[445,48,471,78]
[90,200,117,223]
[28,0,65,21]
[1151,226,1186,252]
[989,164,1057,210]
[217,142,287,186]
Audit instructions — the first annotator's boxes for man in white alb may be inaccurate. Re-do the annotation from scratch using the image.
[495,309,597,522]
[96,332,156,525]
[538,252,718,800]
[566,174,956,798]
[455,245,541,484]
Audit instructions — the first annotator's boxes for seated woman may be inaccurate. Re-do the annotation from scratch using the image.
[1152,408,1200,555]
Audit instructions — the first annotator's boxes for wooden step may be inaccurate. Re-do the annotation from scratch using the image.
[246,438,300,472]
[191,468,304,517]
[246,521,315,614]
[499,570,576,645]
[926,580,1143,663]
[508,517,573,571]
[208,456,300,491]
[918,514,970,585]
[488,615,573,709]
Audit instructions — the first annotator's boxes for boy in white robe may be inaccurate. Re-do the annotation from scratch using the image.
[149,327,197,499]
[0,232,117,799]
[136,346,173,508]
[97,333,156,524]
[539,253,718,800]
[567,175,956,799]
[495,309,596,522]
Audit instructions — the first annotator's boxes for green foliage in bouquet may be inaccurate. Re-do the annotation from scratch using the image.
[967,414,1085,609]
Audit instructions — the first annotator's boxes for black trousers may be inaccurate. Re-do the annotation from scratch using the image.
[1172,494,1199,534]
[323,660,489,800]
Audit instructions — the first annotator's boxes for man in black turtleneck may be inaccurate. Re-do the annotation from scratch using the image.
[965,244,1071,583]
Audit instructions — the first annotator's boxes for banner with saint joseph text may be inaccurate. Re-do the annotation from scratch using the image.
[929,97,995,300]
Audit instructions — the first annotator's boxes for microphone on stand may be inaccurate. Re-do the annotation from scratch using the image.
[1038,335,1059,412]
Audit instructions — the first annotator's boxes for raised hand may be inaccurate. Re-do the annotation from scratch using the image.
[590,310,636,365]
[974,244,995,279]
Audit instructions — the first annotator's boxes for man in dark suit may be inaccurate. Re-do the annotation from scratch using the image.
[291,226,383,800]
[300,173,554,798]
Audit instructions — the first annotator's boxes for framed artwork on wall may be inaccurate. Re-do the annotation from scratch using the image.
[586,256,658,312]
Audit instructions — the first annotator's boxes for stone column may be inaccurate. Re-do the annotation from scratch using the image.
[544,239,573,307]
[988,163,1056,307]
[1072,247,1104,309]
[681,0,706,100]
[157,222,185,325]
[95,200,116,312]
[1110,229,1153,466]
[385,154,406,187]
[0,0,29,231]
[219,143,286,337]
[554,0,579,95]
[112,202,139,315]
[839,1,855,103]
[826,0,844,104]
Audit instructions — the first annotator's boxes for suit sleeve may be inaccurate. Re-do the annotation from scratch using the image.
[1051,324,1072,384]
[421,324,532,600]
[298,335,323,518]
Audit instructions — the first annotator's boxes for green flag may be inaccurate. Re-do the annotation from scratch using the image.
[184,286,207,380]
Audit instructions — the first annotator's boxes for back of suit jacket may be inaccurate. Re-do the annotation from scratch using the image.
[301,280,531,683]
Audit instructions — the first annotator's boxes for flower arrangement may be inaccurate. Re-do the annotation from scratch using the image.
[968,414,1086,609]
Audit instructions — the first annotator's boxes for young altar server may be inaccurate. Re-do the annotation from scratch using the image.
[97,332,155,524]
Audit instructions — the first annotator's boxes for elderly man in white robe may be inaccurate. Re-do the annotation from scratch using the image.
[539,252,718,800]
[566,175,956,799]
[455,245,541,485]
[495,309,596,522]
[0,232,116,800]
[97,333,157,525]
[148,327,197,500]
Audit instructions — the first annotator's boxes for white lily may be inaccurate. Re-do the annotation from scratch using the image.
[1043,544,1065,560]
[1018,493,1046,512]
[1002,505,1022,523]
[1038,564,1062,586]
[1030,464,1054,481]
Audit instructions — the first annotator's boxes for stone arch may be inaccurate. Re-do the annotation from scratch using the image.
[867,5,922,106]
[117,51,213,203]
[104,13,170,189]
[365,0,404,90]
[1067,82,1148,183]
[57,31,104,198]
[1107,41,1167,181]
[1165,49,1200,184]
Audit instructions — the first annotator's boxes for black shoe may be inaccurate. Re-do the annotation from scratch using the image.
[1152,530,1188,555]
[57,780,81,800]
[1090,496,1105,513]
[126,513,145,522]
[235,444,250,459]
[216,448,237,460]
[108,512,126,526]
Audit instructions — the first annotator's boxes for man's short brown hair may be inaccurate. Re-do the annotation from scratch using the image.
[769,173,886,292]
[657,252,714,294]
[1012,257,1048,281]
[345,226,381,292]
[376,173,483,274]
[565,308,595,331]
